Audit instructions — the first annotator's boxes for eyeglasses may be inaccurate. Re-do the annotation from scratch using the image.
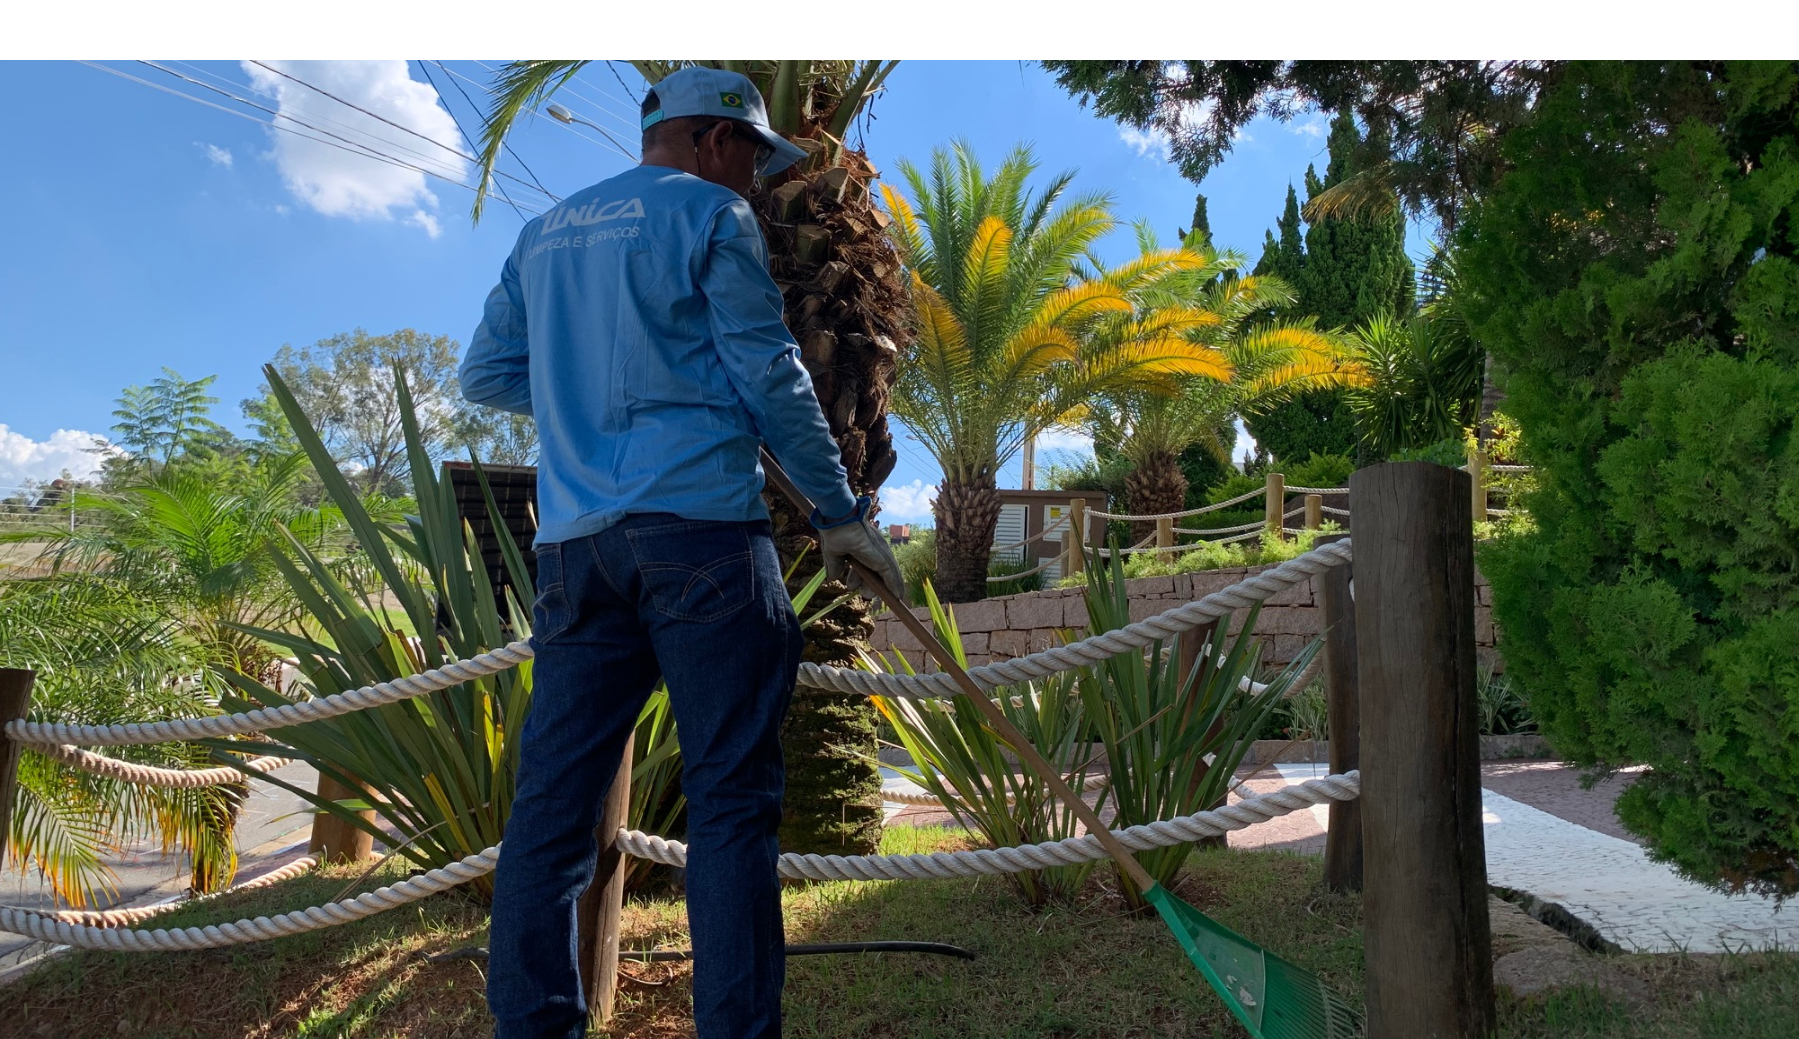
[692,120,777,177]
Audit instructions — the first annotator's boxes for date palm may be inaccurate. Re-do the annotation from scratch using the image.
[882,143,1237,602]
[1087,240,1366,537]
[473,60,904,856]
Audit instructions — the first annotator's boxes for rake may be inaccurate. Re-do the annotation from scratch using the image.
[761,450,1360,1039]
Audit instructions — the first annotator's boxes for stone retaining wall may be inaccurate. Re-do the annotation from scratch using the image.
[869,564,1500,673]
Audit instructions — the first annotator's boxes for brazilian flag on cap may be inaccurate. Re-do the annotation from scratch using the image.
[720,92,744,109]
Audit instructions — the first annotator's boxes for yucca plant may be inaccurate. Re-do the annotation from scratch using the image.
[1076,542,1319,907]
[212,365,841,895]
[863,582,1097,907]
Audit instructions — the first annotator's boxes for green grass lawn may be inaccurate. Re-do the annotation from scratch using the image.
[1,828,1794,1038]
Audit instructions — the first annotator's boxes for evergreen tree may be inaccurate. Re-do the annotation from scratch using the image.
[1245,112,1413,464]
[1180,193,1212,245]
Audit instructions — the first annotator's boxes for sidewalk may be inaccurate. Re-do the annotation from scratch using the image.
[0,759,320,976]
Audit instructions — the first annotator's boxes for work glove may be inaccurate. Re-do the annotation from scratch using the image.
[813,496,907,603]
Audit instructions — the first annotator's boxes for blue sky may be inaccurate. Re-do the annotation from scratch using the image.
[0,60,1352,521]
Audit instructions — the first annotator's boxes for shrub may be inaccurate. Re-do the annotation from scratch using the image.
[1461,61,1799,896]
[1282,452,1355,490]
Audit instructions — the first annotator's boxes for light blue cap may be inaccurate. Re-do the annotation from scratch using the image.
[641,67,809,176]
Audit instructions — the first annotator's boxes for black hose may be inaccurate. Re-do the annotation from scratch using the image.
[621,941,976,962]
[421,941,975,966]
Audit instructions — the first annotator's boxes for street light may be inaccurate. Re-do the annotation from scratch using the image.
[544,103,637,160]
[545,103,605,133]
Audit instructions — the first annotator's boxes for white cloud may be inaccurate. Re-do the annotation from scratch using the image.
[0,426,114,487]
[240,60,464,234]
[1118,125,1171,162]
[1290,114,1329,139]
[199,143,233,168]
[878,479,938,524]
[406,209,443,238]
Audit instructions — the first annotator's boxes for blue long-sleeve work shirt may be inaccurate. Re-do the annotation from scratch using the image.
[461,165,857,546]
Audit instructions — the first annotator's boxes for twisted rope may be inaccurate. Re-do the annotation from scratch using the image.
[1087,485,1265,523]
[1,773,1358,949]
[5,643,535,747]
[46,856,320,927]
[1172,519,1265,538]
[1286,486,1348,495]
[31,742,291,788]
[992,516,1070,553]
[621,771,1360,881]
[1322,505,1351,517]
[0,847,500,951]
[800,539,1352,697]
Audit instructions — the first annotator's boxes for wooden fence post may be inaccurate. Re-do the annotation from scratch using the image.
[1304,493,1323,531]
[1468,444,1488,523]
[1067,498,1086,576]
[1264,472,1285,538]
[1351,462,1494,1038]
[578,733,634,1026]
[1314,533,1361,893]
[309,775,376,864]
[0,670,36,865]
[1155,515,1174,550]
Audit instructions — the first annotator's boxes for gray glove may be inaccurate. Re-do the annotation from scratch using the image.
[815,497,906,603]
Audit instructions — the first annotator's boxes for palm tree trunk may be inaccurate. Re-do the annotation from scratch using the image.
[933,474,1002,604]
[1124,451,1188,544]
[755,146,908,857]
[1477,353,1505,444]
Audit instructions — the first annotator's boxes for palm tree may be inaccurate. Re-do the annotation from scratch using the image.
[1086,240,1366,537]
[1344,309,1483,459]
[0,577,246,904]
[882,143,1237,602]
[474,60,906,857]
[22,456,339,681]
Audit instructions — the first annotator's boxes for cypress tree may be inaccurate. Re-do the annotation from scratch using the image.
[1245,112,1414,464]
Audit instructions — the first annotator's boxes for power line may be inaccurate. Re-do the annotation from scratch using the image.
[139,60,482,188]
[168,59,543,199]
[418,61,528,222]
[429,61,556,202]
[606,61,643,104]
[228,60,557,206]
[451,61,635,162]
[77,62,544,214]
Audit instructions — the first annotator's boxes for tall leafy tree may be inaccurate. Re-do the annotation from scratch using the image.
[1044,61,1555,230]
[474,60,906,856]
[1464,60,1799,897]
[108,369,227,467]
[1246,113,1413,463]
[254,328,463,496]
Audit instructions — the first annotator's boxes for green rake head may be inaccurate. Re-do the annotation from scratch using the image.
[1145,884,1361,1039]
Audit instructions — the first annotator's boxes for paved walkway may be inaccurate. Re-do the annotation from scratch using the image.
[882,758,1799,954]
[0,760,319,976]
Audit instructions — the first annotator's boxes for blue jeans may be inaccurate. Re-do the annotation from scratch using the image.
[488,514,801,1039]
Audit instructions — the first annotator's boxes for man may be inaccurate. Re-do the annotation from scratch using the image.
[460,66,905,1039]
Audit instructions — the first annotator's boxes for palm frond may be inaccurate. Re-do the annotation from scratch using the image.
[474,60,590,223]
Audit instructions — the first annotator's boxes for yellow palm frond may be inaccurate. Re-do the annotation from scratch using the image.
[1101,247,1209,290]
[1002,324,1080,375]
[912,274,969,365]
[880,185,926,264]
[1090,338,1234,384]
[961,216,1014,339]
[1031,281,1133,330]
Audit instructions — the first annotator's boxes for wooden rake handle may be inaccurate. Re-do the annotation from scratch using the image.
[759,449,1155,892]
